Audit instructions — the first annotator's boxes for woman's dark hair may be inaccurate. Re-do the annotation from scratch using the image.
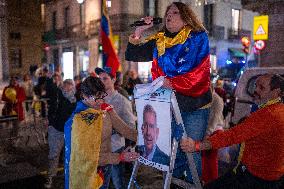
[80,76,105,97]
[164,2,206,32]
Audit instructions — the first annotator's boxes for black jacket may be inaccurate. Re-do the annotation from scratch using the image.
[51,89,76,132]
[125,32,211,112]
[48,88,76,132]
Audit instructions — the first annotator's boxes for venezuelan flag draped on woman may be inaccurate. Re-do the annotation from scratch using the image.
[145,26,210,97]
[126,2,212,183]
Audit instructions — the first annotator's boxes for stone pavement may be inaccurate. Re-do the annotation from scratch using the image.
[0,122,238,189]
[0,147,235,189]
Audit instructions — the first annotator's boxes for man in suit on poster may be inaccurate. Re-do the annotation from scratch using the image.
[138,104,170,165]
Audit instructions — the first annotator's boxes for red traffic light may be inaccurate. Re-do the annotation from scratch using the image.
[241,37,250,47]
[44,44,50,51]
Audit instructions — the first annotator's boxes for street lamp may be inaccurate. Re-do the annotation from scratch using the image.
[76,0,85,4]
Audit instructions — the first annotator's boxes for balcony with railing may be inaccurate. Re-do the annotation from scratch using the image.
[86,19,100,36]
[43,19,100,43]
[241,0,280,10]
[109,14,142,32]
[228,28,251,40]
[208,25,225,40]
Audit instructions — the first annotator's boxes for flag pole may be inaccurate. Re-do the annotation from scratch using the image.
[99,0,103,68]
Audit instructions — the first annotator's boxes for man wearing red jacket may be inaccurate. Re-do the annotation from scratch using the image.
[2,76,26,121]
[181,74,284,189]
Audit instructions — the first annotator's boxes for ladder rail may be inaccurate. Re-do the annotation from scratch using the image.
[170,93,203,189]
[127,161,140,189]
[128,89,203,189]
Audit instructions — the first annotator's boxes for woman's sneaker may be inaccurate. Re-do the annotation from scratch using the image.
[44,176,53,188]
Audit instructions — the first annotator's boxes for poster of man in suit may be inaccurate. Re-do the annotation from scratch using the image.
[136,100,171,166]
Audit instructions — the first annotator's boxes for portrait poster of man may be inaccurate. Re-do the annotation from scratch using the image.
[136,98,172,167]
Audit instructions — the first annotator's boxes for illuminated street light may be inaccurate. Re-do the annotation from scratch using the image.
[76,0,85,4]
[241,37,250,54]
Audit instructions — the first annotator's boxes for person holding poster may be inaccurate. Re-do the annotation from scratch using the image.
[95,67,136,189]
[138,104,170,165]
[64,76,139,189]
[125,1,211,182]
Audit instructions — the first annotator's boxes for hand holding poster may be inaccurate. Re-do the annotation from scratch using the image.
[134,76,165,98]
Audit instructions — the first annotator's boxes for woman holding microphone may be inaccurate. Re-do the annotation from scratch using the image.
[126,2,212,183]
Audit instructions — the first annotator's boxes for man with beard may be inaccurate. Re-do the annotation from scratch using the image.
[180,74,284,189]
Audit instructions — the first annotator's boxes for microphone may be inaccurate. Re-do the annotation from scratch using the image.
[130,17,163,27]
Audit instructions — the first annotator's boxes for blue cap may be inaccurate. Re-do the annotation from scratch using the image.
[95,67,115,78]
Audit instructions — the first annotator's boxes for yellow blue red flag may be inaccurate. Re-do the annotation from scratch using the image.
[100,0,120,77]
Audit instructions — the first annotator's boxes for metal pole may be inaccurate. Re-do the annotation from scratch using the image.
[245,53,248,69]
[164,138,179,189]
[171,93,203,189]
[127,161,139,189]
[258,52,261,67]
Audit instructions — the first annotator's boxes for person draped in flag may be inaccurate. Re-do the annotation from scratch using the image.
[125,2,212,183]
[100,0,120,77]
[64,76,139,189]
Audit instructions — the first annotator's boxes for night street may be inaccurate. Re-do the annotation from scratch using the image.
[0,0,283,189]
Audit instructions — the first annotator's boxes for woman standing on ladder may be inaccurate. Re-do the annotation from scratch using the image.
[125,2,211,183]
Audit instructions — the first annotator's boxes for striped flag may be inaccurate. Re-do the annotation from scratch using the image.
[100,0,120,77]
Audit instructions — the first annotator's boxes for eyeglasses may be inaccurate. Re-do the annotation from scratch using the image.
[83,92,108,102]
[142,123,157,129]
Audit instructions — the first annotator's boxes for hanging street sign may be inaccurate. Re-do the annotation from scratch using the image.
[253,15,269,40]
[254,40,266,51]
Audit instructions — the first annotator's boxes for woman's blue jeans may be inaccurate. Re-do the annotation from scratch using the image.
[172,108,210,182]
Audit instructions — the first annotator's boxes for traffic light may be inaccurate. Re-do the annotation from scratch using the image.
[43,43,50,51]
[241,37,250,54]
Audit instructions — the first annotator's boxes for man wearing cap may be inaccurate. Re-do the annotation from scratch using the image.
[95,67,136,189]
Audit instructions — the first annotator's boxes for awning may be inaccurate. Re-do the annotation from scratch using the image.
[228,48,245,58]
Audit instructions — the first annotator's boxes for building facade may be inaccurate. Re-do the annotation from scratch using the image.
[0,0,43,81]
[0,0,9,81]
[202,0,258,80]
[43,0,101,80]
[43,0,258,80]
[43,0,147,80]
[242,0,284,67]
